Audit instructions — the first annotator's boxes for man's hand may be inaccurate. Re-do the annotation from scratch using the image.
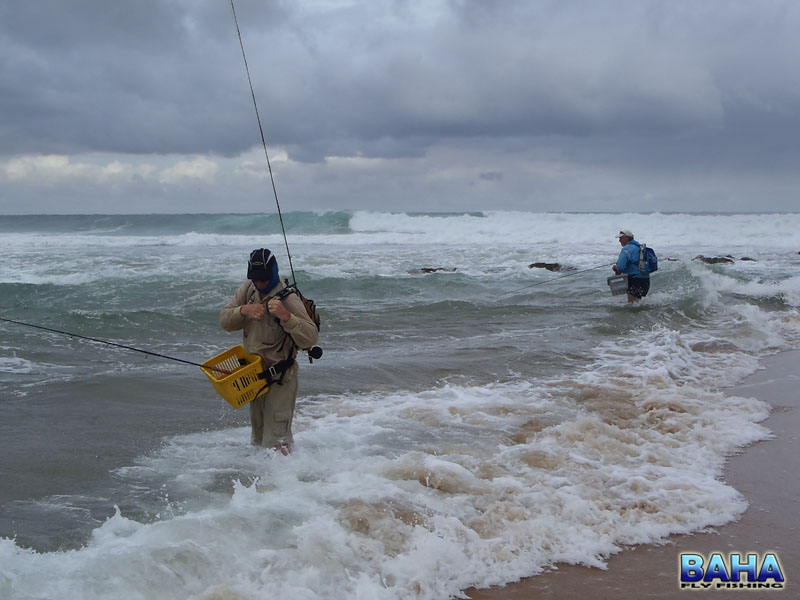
[612,265,620,274]
[268,298,291,322]
[240,303,268,320]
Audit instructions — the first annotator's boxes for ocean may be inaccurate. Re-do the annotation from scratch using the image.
[1,211,799,599]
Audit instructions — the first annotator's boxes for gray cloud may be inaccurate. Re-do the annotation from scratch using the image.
[1,0,800,212]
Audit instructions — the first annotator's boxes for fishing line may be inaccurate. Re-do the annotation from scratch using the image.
[0,317,231,374]
[230,0,296,286]
[498,263,614,298]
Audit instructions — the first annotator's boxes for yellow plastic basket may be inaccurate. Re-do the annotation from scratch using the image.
[201,345,268,409]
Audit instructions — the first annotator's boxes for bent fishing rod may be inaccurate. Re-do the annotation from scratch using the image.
[498,262,614,298]
[230,0,296,287]
[0,317,231,374]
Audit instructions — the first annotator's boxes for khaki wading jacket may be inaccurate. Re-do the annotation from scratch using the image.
[219,280,319,366]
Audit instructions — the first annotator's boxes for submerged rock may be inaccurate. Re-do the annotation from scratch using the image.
[694,255,735,264]
[528,262,562,272]
[739,257,756,262]
[416,267,457,274]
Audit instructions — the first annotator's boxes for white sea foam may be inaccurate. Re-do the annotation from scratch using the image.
[2,211,799,252]
[349,211,800,249]
[0,354,35,374]
[0,318,775,600]
[2,212,798,289]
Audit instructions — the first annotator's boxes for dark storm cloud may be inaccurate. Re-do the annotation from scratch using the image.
[2,0,800,175]
[0,0,278,155]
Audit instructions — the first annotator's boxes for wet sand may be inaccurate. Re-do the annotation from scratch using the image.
[465,350,799,599]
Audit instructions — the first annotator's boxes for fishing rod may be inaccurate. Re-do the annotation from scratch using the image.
[0,317,232,374]
[498,263,614,298]
[230,0,296,287]
[229,0,325,366]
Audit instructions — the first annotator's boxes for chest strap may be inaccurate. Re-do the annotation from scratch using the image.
[258,356,296,386]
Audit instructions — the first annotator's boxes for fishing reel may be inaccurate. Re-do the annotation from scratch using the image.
[305,346,323,362]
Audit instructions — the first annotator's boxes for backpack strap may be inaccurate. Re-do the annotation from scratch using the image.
[246,283,298,358]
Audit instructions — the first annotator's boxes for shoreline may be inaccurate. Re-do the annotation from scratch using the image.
[464,350,799,599]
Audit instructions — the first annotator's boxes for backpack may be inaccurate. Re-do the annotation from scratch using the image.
[275,282,321,332]
[275,282,323,361]
[282,284,321,332]
[638,244,658,274]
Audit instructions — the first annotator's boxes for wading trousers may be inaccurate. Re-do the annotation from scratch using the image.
[249,362,299,448]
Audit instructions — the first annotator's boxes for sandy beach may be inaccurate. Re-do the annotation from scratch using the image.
[466,350,799,600]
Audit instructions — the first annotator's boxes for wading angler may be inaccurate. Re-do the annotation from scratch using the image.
[220,248,319,454]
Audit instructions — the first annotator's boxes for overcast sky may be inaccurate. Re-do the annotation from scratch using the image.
[1,0,799,214]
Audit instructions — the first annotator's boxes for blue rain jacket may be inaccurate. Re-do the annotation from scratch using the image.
[616,240,649,278]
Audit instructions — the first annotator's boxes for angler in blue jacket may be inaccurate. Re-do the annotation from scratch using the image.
[612,230,650,302]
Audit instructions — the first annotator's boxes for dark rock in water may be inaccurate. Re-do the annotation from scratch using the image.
[739,257,756,261]
[662,257,680,261]
[694,255,734,264]
[418,267,457,273]
[528,262,562,272]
